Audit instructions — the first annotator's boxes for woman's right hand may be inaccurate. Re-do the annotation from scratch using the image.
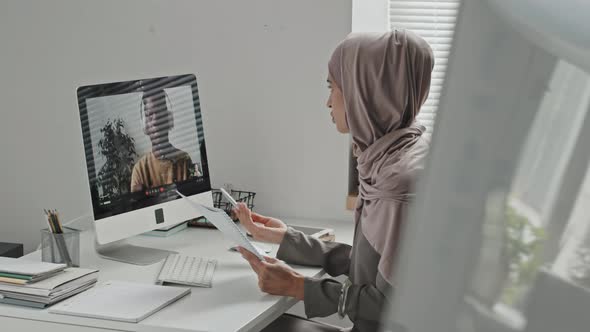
[234,203,287,244]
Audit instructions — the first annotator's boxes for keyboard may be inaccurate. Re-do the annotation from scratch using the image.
[156,254,217,288]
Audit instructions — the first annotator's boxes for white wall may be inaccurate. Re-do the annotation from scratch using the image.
[0,0,352,253]
[352,0,388,32]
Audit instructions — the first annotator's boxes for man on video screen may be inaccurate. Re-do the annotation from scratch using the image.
[130,88,200,193]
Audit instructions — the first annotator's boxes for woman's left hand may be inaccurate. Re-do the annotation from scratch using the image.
[238,247,304,300]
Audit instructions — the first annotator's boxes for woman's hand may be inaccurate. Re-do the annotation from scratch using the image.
[238,247,304,300]
[233,203,287,244]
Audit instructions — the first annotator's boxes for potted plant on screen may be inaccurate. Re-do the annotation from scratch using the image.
[97,118,137,200]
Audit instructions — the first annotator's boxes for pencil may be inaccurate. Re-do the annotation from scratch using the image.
[44,209,55,233]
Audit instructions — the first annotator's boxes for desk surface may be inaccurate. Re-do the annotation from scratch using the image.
[0,219,354,332]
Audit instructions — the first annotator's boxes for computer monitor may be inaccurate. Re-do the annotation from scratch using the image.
[77,74,213,265]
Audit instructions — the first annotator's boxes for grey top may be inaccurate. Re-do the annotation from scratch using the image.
[277,223,391,332]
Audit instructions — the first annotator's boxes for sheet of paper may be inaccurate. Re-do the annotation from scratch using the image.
[176,191,264,260]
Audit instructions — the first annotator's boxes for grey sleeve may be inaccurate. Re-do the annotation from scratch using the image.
[276,228,351,277]
[302,273,392,323]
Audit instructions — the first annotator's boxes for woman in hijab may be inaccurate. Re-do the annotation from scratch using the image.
[235,29,434,332]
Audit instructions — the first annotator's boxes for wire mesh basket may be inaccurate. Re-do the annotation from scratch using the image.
[187,188,256,228]
[212,189,256,215]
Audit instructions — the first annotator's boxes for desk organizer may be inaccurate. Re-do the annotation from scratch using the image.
[41,227,80,267]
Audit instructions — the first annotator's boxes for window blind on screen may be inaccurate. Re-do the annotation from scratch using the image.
[389,0,461,133]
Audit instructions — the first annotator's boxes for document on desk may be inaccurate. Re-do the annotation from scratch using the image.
[176,191,265,260]
[49,280,190,323]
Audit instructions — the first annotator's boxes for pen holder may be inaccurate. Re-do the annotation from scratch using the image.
[41,227,80,267]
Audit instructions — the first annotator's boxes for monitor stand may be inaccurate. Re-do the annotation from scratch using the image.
[94,239,177,266]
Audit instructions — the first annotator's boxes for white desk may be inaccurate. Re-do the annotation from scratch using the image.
[0,219,353,332]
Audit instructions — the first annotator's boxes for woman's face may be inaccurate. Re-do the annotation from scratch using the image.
[326,77,349,133]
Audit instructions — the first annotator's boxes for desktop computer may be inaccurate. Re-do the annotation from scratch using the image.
[77,74,213,265]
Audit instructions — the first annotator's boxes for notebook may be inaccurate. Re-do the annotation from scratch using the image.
[0,296,48,309]
[49,280,191,323]
[0,257,65,276]
[0,281,96,307]
[0,268,98,297]
[0,270,63,285]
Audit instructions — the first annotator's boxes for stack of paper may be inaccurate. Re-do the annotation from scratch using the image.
[0,257,98,308]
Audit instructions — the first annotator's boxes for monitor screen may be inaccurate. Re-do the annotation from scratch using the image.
[77,74,211,221]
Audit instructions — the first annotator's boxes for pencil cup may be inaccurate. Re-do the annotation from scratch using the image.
[41,227,80,267]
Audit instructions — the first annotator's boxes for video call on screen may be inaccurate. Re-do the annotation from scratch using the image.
[77,75,211,220]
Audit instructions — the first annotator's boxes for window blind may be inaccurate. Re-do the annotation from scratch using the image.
[389,0,461,133]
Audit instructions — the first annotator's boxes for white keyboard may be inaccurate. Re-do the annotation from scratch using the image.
[156,254,217,288]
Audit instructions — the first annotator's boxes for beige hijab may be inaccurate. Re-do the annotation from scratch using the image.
[329,30,434,285]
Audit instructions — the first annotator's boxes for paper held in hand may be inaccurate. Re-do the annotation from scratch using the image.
[176,191,265,260]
